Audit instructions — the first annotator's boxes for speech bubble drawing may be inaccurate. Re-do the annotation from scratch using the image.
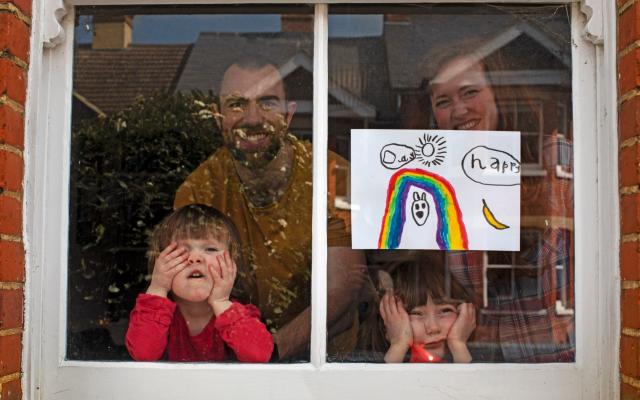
[461,146,520,186]
[380,143,416,169]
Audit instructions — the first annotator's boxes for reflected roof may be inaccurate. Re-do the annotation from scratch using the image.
[74,44,191,114]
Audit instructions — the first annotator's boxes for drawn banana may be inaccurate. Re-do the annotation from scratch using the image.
[482,199,510,230]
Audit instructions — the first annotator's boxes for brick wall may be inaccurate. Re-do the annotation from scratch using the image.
[0,0,29,399]
[619,0,640,398]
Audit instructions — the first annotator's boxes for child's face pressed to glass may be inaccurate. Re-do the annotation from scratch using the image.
[170,235,229,303]
[409,296,458,359]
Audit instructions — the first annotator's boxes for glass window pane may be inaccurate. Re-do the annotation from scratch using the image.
[327,4,574,364]
[69,5,314,362]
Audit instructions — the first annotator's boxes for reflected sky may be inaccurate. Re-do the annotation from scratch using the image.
[75,14,383,44]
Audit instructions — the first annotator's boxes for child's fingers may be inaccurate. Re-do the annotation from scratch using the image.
[227,254,237,281]
[166,251,188,269]
[209,262,221,283]
[383,291,399,319]
[466,304,476,324]
[216,254,227,280]
[457,303,476,333]
[219,251,236,282]
[168,260,189,277]
[379,293,390,321]
[226,252,236,273]
[159,242,178,257]
[389,294,400,316]
[457,303,466,317]
[165,245,188,262]
[209,254,223,277]
[460,303,474,320]
[395,297,406,315]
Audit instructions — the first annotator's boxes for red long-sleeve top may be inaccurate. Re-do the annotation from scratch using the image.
[125,294,273,362]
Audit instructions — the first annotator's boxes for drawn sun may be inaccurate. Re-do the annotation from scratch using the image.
[415,134,447,167]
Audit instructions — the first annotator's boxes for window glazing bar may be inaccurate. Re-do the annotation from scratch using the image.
[311,3,329,368]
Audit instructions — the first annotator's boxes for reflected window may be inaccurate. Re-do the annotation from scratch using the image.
[485,230,542,310]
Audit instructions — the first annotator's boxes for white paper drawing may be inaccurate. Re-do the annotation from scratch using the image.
[351,129,521,251]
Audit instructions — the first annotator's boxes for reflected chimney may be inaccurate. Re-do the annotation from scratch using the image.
[281,14,312,33]
[92,15,133,50]
[384,14,410,24]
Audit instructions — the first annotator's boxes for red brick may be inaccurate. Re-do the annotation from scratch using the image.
[622,382,640,400]
[622,241,640,281]
[0,195,20,236]
[0,289,22,330]
[619,0,629,8]
[620,96,640,143]
[620,49,640,95]
[1,378,21,400]
[0,334,21,375]
[0,151,22,192]
[621,335,640,377]
[0,241,24,282]
[0,104,24,149]
[622,288,640,329]
[621,193,640,235]
[10,0,32,17]
[619,3,640,51]
[1,378,22,400]
[620,143,640,187]
[0,14,29,63]
[0,59,26,104]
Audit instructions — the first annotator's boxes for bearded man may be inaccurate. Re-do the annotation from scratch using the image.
[174,57,365,361]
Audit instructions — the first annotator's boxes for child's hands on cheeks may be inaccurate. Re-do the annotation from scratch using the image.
[446,303,476,363]
[207,251,237,317]
[146,242,188,298]
[380,291,413,363]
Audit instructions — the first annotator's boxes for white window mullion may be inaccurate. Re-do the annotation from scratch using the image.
[310,3,329,368]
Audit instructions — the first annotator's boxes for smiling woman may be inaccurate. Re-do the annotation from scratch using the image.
[428,56,499,131]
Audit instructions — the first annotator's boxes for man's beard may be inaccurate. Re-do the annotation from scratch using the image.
[226,123,285,168]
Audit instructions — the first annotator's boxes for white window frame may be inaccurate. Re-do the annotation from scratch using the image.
[23,1,619,399]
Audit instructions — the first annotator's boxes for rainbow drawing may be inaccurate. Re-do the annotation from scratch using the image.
[377,168,468,250]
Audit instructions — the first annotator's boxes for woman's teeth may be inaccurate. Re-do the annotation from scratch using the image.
[456,120,479,130]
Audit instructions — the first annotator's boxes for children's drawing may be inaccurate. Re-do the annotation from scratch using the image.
[414,133,446,167]
[378,169,468,250]
[352,129,521,251]
[461,146,520,186]
[380,143,415,169]
[411,191,430,226]
[481,199,510,230]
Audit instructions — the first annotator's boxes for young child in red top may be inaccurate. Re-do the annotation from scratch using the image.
[125,204,273,362]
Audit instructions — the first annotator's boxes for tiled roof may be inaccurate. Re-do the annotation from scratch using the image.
[175,32,313,94]
[384,14,571,89]
[73,44,191,114]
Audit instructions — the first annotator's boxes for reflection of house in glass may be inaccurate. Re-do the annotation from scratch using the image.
[72,11,574,357]
[73,16,192,121]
